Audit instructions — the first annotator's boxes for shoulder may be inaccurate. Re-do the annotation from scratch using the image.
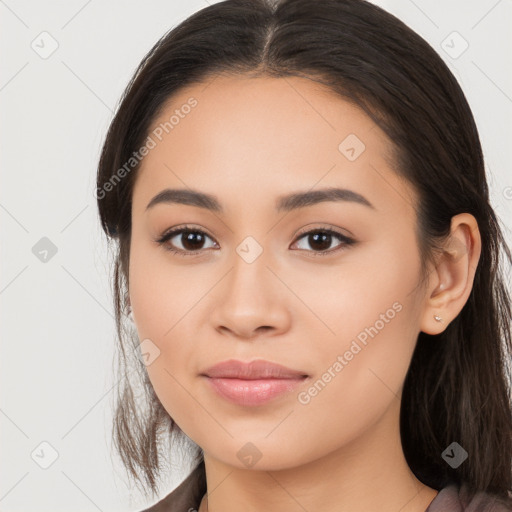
[138,462,206,512]
[426,483,512,512]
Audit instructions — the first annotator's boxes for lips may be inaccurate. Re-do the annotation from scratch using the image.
[200,359,309,406]
[201,359,309,380]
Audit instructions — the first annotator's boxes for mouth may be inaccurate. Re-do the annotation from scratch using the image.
[201,358,309,379]
[200,359,309,406]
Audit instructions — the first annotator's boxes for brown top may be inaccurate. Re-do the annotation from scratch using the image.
[140,462,206,512]
[425,484,512,512]
[140,462,512,512]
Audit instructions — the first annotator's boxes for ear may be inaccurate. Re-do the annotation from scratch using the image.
[419,213,482,335]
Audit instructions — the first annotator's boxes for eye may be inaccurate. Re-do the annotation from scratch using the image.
[291,226,356,256]
[155,225,218,257]
[154,224,356,257]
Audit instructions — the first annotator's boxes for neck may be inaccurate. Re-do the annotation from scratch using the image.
[198,399,438,512]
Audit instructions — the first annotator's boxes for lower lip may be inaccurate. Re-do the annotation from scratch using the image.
[203,376,307,406]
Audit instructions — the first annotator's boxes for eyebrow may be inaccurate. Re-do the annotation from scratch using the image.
[145,187,375,213]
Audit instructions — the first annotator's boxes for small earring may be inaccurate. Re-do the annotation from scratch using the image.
[434,314,442,322]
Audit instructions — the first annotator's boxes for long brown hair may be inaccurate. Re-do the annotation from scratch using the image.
[96,0,512,502]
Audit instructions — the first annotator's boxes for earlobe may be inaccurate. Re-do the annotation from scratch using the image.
[419,213,482,335]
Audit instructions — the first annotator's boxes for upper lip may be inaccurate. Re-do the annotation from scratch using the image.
[201,359,309,380]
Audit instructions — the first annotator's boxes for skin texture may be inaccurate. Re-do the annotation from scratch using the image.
[128,75,481,512]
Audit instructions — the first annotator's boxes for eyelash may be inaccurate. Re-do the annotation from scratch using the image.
[154,224,356,258]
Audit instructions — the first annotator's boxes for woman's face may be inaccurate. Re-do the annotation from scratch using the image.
[128,74,429,470]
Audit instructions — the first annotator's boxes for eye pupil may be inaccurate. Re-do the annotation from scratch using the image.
[182,231,205,250]
[309,232,332,251]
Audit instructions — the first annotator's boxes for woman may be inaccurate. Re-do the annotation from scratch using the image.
[96,0,512,510]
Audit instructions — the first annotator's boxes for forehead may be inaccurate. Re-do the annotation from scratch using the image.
[132,74,415,220]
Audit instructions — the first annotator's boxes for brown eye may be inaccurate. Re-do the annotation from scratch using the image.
[292,228,355,256]
[304,232,334,251]
[156,226,217,256]
[177,231,208,251]
[155,225,356,257]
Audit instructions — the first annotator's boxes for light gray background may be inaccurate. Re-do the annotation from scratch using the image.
[1,0,511,511]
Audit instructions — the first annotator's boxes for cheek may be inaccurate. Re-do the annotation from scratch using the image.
[296,236,421,403]
[143,347,196,434]
[288,271,420,461]
[128,239,225,430]
[128,236,209,339]
[288,231,421,350]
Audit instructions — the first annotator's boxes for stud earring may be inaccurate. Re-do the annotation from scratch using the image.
[434,314,442,322]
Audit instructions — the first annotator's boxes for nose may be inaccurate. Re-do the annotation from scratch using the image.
[209,250,291,340]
